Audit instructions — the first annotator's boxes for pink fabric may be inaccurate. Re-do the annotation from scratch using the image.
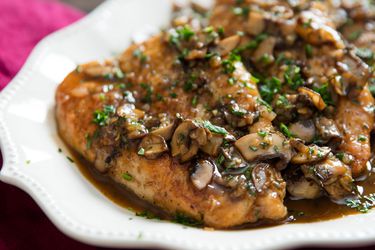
[0,0,83,91]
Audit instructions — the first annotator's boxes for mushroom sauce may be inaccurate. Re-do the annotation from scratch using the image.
[56,0,375,229]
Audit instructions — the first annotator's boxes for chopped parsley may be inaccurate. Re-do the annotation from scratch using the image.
[202,120,228,135]
[230,104,247,117]
[138,147,145,156]
[257,131,268,138]
[233,33,268,53]
[222,53,241,74]
[122,172,133,181]
[191,95,198,107]
[348,30,362,41]
[249,146,258,151]
[259,76,282,103]
[336,152,344,161]
[345,194,375,213]
[280,123,292,138]
[173,212,203,227]
[140,83,153,103]
[313,83,334,105]
[93,105,116,126]
[355,47,374,60]
[169,25,195,45]
[133,49,148,63]
[305,44,313,58]
[169,92,178,98]
[136,210,159,219]
[358,135,367,142]
[284,65,304,90]
[66,156,74,163]
[232,6,250,17]
[276,95,291,108]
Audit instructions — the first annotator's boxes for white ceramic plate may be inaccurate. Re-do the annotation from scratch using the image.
[1,0,375,249]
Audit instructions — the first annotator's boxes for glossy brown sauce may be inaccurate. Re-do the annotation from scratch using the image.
[68,146,375,228]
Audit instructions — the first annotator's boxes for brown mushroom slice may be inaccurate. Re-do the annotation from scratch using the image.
[246,11,266,36]
[171,120,201,162]
[301,155,355,200]
[125,120,148,139]
[287,175,322,199]
[216,35,241,56]
[314,117,342,146]
[200,134,223,157]
[290,139,331,164]
[191,160,214,190]
[296,10,345,49]
[251,163,285,195]
[190,127,208,146]
[288,120,316,143]
[117,103,145,120]
[253,36,277,64]
[298,87,327,111]
[139,134,168,160]
[234,131,292,170]
[151,122,175,141]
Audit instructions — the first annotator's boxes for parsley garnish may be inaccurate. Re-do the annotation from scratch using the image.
[259,76,282,103]
[284,65,304,90]
[257,131,268,138]
[93,105,116,126]
[202,120,228,135]
[280,123,292,138]
[222,53,241,74]
[358,135,367,142]
[140,83,153,103]
[345,194,375,213]
[138,147,145,156]
[173,212,203,227]
[133,49,148,63]
[122,172,133,181]
[313,83,334,105]
[305,44,313,58]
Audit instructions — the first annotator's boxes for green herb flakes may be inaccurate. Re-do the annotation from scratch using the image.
[122,172,133,181]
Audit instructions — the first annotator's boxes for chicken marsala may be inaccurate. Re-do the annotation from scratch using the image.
[56,0,375,228]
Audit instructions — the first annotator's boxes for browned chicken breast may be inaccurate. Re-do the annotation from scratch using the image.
[56,28,289,228]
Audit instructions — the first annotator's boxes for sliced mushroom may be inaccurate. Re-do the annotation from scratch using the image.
[301,155,354,200]
[216,35,241,56]
[290,139,331,164]
[285,167,322,199]
[253,36,277,64]
[288,120,316,143]
[314,117,342,146]
[200,134,223,157]
[126,121,148,140]
[171,120,201,162]
[191,160,214,190]
[234,131,292,170]
[139,134,168,160]
[151,122,175,141]
[246,11,266,36]
[117,103,145,120]
[185,48,207,60]
[251,163,285,194]
[298,87,326,111]
[296,10,345,49]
